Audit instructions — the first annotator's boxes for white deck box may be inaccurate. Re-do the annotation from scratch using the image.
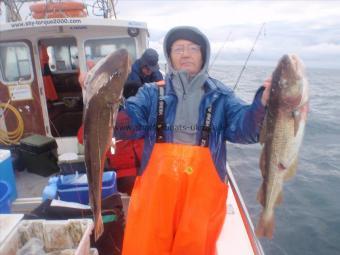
[0,218,97,255]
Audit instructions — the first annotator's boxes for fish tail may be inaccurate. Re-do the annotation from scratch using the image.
[255,211,275,239]
[93,213,104,241]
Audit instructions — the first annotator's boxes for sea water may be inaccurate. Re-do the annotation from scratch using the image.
[210,65,340,255]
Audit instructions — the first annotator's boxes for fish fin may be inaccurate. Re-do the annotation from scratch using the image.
[257,182,266,207]
[255,211,275,239]
[284,157,298,180]
[293,110,301,136]
[259,115,267,144]
[94,214,104,241]
[259,147,266,178]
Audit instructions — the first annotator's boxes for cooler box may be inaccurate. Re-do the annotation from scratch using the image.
[19,134,59,177]
[57,171,117,204]
[0,149,17,201]
[0,181,11,213]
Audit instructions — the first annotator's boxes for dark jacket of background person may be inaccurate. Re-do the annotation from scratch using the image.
[126,48,163,86]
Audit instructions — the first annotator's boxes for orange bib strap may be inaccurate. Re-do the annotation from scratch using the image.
[123,143,228,255]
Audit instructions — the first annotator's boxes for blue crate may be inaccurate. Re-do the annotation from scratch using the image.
[0,149,17,201]
[0,181,11,213]
[57,171,117,204]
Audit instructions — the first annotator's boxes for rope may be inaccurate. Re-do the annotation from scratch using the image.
[0,102,24,145]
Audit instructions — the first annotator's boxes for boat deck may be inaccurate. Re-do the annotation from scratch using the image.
[217,182,261,254]
[10,164,264,254]
[11,170,46,213]
[15,170,48,198]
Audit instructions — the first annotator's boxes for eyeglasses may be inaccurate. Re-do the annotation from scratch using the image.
[171,44,201,55]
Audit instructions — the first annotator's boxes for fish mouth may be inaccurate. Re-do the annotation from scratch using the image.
[281,54,305,81]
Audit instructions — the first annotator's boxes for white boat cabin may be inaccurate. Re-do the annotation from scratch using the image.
[0,17,149,154]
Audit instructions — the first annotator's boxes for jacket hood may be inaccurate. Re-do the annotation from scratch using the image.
[163,26,211,76]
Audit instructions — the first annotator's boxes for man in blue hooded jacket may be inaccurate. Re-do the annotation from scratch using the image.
[126,48,163,87]
[121,26,270,254]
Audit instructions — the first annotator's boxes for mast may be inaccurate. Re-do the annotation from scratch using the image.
[89,0,118,19]
[2,0,41,22]
[107,0,117,19]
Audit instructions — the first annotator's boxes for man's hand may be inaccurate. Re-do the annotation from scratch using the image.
[261,77,272,106]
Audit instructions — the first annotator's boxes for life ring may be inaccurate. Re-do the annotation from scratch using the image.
[32,10,87,19]
[29,2,85,13]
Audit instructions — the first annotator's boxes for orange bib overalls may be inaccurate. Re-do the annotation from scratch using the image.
[122,83,228,255]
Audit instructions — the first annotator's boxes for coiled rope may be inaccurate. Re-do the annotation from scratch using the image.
[0,101,24,145]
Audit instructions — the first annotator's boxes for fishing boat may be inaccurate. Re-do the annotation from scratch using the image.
[0,1,264,254]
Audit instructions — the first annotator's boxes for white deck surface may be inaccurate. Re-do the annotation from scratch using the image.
[217,185,256,255]
[15,170,48,198]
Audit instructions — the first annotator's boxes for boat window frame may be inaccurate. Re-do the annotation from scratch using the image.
[38,37,79,74]
[83,36,138,69]
[0,41,34,85]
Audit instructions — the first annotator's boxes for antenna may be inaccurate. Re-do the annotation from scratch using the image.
[2,0,52,22]
[2,0,23,21]
[233,23,266,91]
[90,0,118,19]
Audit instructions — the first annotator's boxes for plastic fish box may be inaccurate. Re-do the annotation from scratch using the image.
[0,218,98,255]
[57,171,117,204]
[0,149,17,201]
[19,134,59,177]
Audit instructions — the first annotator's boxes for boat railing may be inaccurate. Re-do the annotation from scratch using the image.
[226,163,265,255]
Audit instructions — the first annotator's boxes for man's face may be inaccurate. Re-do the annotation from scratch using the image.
[141,66,152,76]
[170,39,203,76]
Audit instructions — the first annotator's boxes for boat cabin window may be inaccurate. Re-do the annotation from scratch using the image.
[40,37,78,73]
[0,42,33,84]
[84,37,136,67]
[38,37,82,137]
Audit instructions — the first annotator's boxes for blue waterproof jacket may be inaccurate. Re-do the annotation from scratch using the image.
[127,59,163,85]
[122,76,266,181]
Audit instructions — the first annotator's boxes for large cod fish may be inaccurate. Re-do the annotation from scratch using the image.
[83,49,130,240]
[255,54,309,239]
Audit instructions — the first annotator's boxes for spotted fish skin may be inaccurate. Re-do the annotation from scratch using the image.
[255,54,309,239]
[83,49,130,241]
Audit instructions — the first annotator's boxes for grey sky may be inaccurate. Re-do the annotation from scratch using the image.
[1,1,339,68]
[116,0,340,69]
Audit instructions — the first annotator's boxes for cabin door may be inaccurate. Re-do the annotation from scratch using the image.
[38,37,83,138]
[0,39,46,145]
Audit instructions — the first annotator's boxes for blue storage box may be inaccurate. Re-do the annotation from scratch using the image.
[57,171,117,204]
[0,180,11,213]
[0,149,17,201]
